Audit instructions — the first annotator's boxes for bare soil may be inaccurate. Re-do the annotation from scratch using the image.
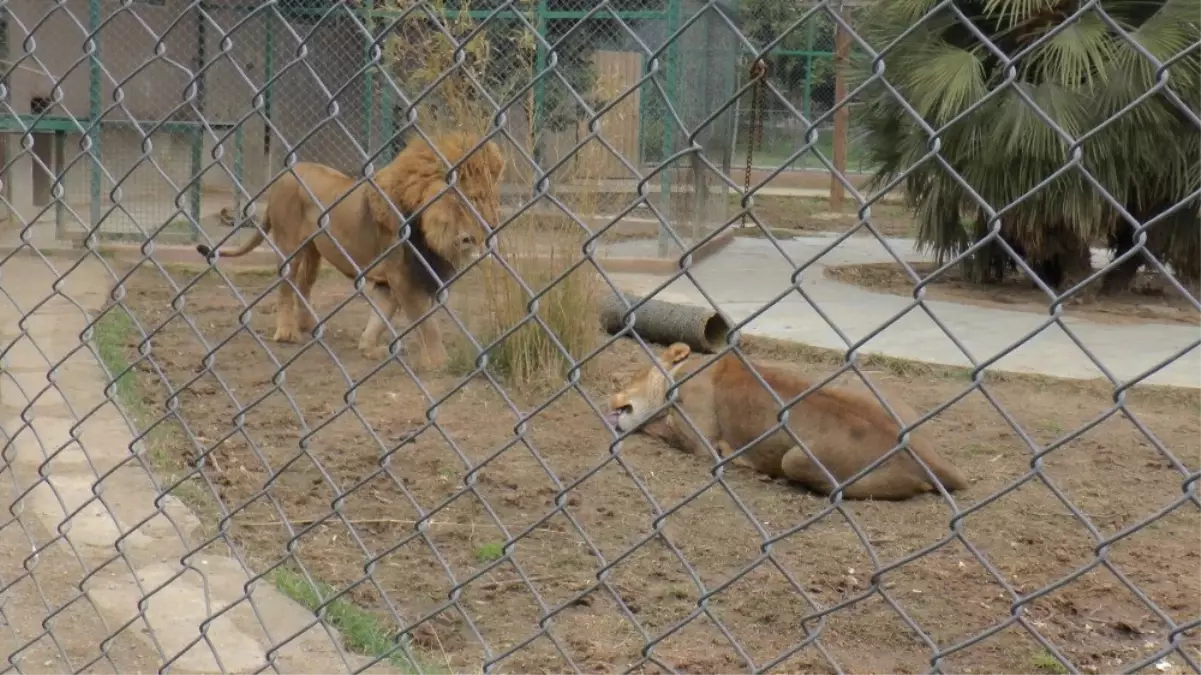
[826,261,1201,327]
[114,263,1199,674]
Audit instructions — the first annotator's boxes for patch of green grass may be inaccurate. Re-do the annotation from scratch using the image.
[732,226,800,241]
[271,568,429,672]
[96,272,439,670]
[90,304,221,526]
[668,585,691,600]
[1031,649,1070,674]
[474,541,505,563]
[1039,420,1065,435]
[92,308,141,410]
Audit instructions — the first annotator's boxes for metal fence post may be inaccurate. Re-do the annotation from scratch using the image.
[362,0,375,154]
[190,5,207,240]
[531,0,549,175]
[657,0,681,258]
[263,7,275,184]
[829,2,850,211]
[802,20,816,123]
[87,0,101,232]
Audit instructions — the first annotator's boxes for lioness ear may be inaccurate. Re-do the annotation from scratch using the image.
[661,343,691,368]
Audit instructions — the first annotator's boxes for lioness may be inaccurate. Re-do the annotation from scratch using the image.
[196,131,505,370]
[607,343,969,500]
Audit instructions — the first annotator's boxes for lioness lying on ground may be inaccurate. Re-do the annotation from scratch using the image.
[607,343,969,500]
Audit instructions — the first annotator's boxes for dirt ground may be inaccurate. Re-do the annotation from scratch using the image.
[825,261,1201,327]
[112,262,1199,674]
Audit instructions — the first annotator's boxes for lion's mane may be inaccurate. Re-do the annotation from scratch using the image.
[364,132,504,293]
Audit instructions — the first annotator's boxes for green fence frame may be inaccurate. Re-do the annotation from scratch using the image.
[67,0,855,243]
[75,0,692,240]
[68,0,248,240]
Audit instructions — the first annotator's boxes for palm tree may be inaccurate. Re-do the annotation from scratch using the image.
[851,0,1199,293]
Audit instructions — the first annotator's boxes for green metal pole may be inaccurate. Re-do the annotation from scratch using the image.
[234,125,244,222]
[263,11,274,181]
[802,21,815,167]
[190,6,206,241]
[88,0,101,232]
[531,0,549,170]
[380,85,394,160]
[637,53,647,165]
[362,0,375,153]
[54,131,65,238]
[375,2,393,160]
[657,0,680,258]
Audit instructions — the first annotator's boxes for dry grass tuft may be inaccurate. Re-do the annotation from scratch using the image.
[451,216,604,389]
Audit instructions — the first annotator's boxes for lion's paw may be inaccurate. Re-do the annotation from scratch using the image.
[272,326,302,343]
[415,351,449,374]
[360,345,391,362]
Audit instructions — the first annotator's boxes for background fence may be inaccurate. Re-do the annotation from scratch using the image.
[0,0,1198,673]
[0,0,873,248]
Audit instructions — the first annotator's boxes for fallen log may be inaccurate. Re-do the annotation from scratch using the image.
[599,292,732,354]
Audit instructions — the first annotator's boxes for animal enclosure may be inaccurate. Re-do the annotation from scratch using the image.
[1,0,753,255]
[0,0,1197,674]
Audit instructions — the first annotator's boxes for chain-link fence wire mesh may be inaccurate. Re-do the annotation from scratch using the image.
[0,0,1199,672]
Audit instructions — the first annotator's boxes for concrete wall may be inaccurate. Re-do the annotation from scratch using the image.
[1,1,744,234]
[2,0,371,230]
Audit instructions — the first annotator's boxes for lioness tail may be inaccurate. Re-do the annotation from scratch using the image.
[196,212,271,259]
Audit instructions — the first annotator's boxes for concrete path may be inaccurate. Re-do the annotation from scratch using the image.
[0,253,384,673]
[607,234,1200,389]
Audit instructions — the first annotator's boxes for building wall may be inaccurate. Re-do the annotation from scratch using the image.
[3,0,371,226]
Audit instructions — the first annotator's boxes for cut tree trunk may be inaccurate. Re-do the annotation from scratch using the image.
[599,292,732,354]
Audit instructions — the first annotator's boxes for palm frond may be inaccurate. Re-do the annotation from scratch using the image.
[854,0,1201,286]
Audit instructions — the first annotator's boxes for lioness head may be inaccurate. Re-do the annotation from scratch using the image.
[606,343,692,432]
[371,131,506,268]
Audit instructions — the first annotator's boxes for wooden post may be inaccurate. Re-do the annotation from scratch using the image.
[829,4,851,212]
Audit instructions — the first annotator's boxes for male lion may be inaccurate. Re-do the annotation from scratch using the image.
[607,343,969,500]
[196,132,505,370]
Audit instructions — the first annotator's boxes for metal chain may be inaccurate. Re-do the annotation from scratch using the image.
[741,58,769,229]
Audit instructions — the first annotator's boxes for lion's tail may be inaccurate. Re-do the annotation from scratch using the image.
[913,443,969,492]
[196,210,271,259]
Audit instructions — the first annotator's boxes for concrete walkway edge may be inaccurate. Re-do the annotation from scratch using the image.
[607,235,1200,390]
[0,255,388,674]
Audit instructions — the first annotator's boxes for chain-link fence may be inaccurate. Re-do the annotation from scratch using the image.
[2,0,740,250]
[0,0,1198,673]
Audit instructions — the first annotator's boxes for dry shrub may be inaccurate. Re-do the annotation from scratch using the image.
[449,146,609,389]
[452,217,603,389]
